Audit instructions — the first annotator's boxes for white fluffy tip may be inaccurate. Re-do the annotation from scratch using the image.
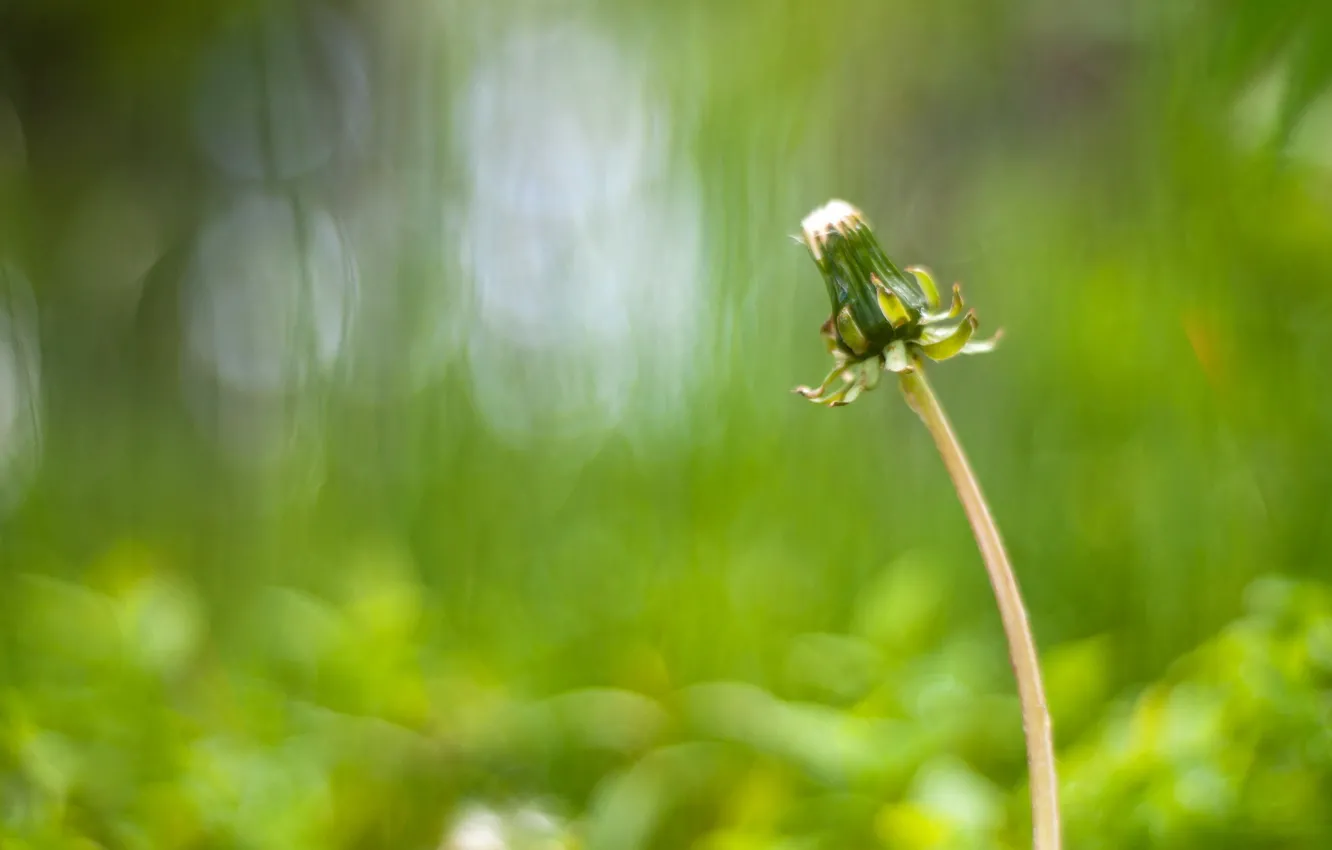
[800,199,864,258]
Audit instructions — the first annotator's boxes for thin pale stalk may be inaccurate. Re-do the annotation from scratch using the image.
[898,363,1061,850]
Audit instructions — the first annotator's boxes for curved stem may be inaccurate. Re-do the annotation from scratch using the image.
[898,363,1061,850]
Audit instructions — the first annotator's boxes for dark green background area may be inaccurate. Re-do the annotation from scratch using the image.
[2,1,1331,848]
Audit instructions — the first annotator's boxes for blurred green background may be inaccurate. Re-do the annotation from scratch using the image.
[2,0,1332,848]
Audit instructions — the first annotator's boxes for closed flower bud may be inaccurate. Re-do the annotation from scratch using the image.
[794,199,1000,407]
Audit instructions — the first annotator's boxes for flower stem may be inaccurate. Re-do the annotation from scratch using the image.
[898,362,1060,850]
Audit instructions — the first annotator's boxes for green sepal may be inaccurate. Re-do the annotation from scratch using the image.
[883,340,913,373]
[793,364,848,403]
[919,312,980,362]
[905,266,942,312]
[835,305,871,356]
[875,283,912,328]
[922,283,964,322]
[861,233,932,317]
[960,329,1004,355]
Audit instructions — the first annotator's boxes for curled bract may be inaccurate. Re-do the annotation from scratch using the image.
[793,199,1001,407]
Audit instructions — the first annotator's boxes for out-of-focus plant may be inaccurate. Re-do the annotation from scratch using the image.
[1061,575,1332,850]
[793,200,1059,850]
[5,541,1332,849]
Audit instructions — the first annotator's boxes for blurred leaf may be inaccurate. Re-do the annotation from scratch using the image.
[850,552,950,655]
[1042,634,1113,736]
[784,632,884,704]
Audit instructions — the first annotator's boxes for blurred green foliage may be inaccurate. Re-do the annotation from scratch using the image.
[1,0,1332,848]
